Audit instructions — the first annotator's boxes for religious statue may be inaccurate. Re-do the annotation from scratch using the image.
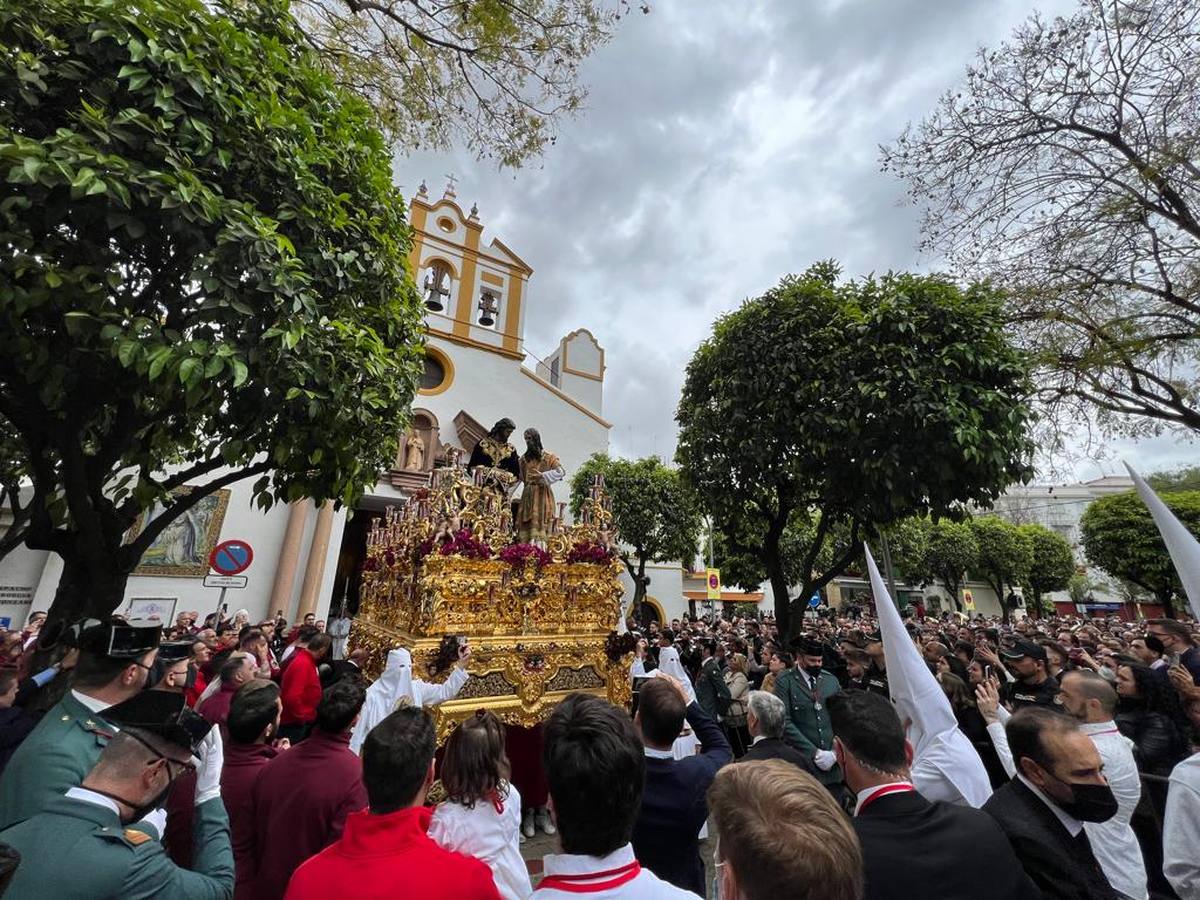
[467,418,520,498]
[403,430,426,471]
[516,428,565,544]
[432,513,462,547]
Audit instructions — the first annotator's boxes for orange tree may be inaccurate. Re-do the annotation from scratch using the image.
[676,263,1033,639]
[0,0,423,624]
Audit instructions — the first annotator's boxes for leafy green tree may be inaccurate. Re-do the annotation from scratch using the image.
[676,262,1034,639]
[1079,490,1200,618]
[884,517,934,588]
[1019,523,1075,617]
[1148,466,1200,494]
[291,0,642,167]
[569,453,702,617]
[969,517,1033,622]
[884,0,1200,437]
[0,0,424,624]
[923,519,979,611]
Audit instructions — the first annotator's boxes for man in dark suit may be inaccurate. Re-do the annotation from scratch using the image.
[982,707,1120,900]
[693,640,724,721]
[632,673,732,896]
[827,690,1037,900]
[740,690,817,776]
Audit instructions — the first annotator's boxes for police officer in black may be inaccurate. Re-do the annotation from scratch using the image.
[1000,640,1060,709]
[862,630,890,697]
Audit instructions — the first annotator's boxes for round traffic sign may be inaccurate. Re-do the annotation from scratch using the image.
[808,594,821,609]
[210,539,253,576]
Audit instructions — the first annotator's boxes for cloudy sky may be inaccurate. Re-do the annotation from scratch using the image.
[397,0,1197,483]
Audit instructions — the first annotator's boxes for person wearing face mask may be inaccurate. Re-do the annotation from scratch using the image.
[982,707,1120,900]
[0,687,232,899]
[774,635,843,801]
[1052,670,1148,900]
[151,641,198,695]
[0,620,163,830]
[827,690,1035,900]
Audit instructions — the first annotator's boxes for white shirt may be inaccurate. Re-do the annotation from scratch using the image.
[71,690,111,716]
[429,783,531,900]
[1078,721,1147,900]
[536,844,699,899]
[853,781,914,817]
[1016,774,1083,837]
[1164,752,1200,898]
[65,786,121,817]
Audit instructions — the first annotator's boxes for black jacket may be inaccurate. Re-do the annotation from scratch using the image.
[854,789,1039,900]
[632,701,732,896]
[740,736,818,776]
[1114,707,1187,777]
[982,779,1117,900]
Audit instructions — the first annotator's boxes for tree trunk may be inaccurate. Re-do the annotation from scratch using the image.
[768,557,792,641]
[45,548,131,632]
[1157,591,1176,620]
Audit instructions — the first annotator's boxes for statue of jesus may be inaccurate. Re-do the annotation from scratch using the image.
[516,428,564,544]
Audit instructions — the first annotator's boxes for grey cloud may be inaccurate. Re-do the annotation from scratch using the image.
[398,0,1195,474]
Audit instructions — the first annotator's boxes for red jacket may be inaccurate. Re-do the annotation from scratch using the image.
[250,730,368,900]
[185,669,209,708]
[198,678,239,730]
[284,806,501,900]
[280,648,321,725]
[221,741,279,900]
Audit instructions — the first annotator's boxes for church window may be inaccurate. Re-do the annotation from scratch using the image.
[550,358,560,387]
[437,217,456,233]
[421,355,447,391]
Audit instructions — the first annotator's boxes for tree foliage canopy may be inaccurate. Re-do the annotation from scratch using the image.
[0,0,424,620]
[1019,523,1076,613]
[676,262,1034,637]
[969,516,1033,619]
[1080,489,1200,616]
[884,0,1200,438]
[290,0,643,167]
[569,453,701,612]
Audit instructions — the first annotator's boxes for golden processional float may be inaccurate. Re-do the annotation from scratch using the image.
[348,461,636,742]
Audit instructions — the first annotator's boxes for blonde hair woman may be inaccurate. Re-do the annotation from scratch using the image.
[724,653,751,757]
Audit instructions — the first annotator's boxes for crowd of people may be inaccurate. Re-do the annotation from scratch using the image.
[0,599,1198,899]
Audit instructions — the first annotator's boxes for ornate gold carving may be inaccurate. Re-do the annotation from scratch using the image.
[351,466,630,741]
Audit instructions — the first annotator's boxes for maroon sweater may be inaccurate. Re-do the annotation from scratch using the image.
[222,741,279,899]
[249,730,367,900]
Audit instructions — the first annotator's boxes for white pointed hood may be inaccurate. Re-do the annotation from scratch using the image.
[350,648,416,754]
[654,646,696,703]
[1126,462,1200,620]
[865,543,991,808]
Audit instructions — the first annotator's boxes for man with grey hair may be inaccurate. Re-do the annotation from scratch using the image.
[741,690,817,774]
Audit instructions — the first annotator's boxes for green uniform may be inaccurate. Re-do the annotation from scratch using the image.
[774,667,842,785]
[0,793,233,899]
[0,691,116,829]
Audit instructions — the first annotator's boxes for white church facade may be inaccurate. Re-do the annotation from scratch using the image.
[0,182,612,629]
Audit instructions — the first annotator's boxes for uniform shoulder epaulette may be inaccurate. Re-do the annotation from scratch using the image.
[123,828,153,846]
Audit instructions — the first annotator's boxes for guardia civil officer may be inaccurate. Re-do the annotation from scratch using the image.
[0,620,162,829]
[0,688,233,899]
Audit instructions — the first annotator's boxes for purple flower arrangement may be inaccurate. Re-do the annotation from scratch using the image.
[566,541,615,565]
[437,529,493,560]
[499,542,553,569]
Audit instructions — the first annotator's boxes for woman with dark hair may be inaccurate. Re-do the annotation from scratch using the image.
[938,672,1008,788]
[1114,659,1190,777]
[429,711,532,900]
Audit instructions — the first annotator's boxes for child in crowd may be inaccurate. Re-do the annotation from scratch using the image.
[429,711,532,900]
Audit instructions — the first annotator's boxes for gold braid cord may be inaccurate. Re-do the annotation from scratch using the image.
[350,467,631,743]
